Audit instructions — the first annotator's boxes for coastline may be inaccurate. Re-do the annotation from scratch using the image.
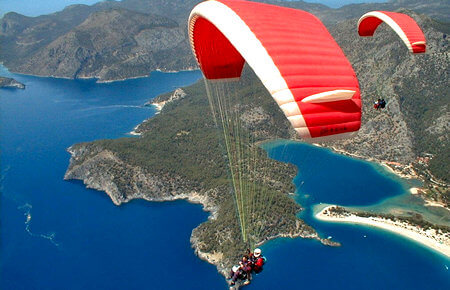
[64,141,340,283]
[128,125,142,136]
[329,145,419,181]
[410,187,447,208]
[151,102,164,112]
[328,145,448,210]
[98,67,198,83]
[1,67,199,84]
[0,76,26,89]
[127,102,162,135]
[316,205,450,258]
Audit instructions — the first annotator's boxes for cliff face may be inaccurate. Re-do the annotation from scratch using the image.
[65,144,197,205]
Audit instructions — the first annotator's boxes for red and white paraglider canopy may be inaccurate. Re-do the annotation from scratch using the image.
[188,0,361,140]
[358,11,426,54]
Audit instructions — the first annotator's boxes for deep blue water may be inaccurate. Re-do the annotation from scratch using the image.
[1,69,449,290]
[0,69,224,289]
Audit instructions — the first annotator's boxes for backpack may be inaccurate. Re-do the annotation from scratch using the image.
[255,257,265,267]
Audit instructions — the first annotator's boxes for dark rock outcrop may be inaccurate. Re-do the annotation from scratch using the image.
[0,76,25,89]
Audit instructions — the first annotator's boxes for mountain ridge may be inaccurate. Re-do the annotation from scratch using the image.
[1,0,448,82]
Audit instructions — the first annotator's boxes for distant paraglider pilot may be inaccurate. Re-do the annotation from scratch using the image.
[374,99,380,110]
[374,98,386,110]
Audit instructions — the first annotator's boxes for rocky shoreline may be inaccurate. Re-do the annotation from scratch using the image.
[64,142,340,279]
[2,66,199,84]
[64,145,203,206]
[129,88,188,135]
[63,84,343,279]
[0,76,25,89]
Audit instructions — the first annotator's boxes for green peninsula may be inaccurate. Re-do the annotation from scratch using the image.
[65,69,338,275]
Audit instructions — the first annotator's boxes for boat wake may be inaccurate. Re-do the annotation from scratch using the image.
[18,203,60,247]
[77,104,149,112]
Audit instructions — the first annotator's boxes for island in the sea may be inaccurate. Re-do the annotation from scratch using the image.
[0,76,25,89]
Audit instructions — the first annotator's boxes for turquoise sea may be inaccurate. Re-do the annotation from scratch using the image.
[1,67,449,289]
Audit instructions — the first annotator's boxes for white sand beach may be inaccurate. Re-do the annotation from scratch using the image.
[152,102,164,112]
[316,205,450,258]
[128,124,142,136]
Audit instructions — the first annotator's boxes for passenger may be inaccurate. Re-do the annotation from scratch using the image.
[229,265,242,285]
[248,249,256,266]
[242,256,252,280]
[229,265,238,279]
[380,98,386,109]
[230,261,250,286]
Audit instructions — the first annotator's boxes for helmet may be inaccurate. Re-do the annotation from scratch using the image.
[254,248,261,257]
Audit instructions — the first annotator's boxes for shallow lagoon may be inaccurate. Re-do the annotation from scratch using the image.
[256,141,450,289]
